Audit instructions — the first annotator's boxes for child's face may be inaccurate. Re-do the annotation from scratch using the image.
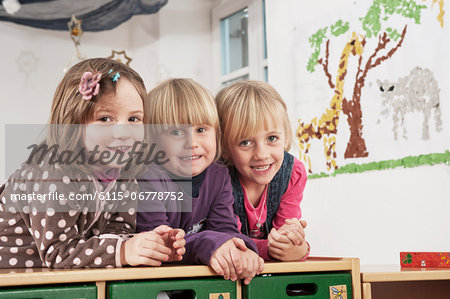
[227,120,286,189]
[156,124,216,177]
[84,78,144,170]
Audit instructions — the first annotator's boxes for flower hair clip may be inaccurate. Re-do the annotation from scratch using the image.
[108,69,120,82]
[78,71,102,100]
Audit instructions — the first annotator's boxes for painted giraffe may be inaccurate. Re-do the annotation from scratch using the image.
[432,0,445,28]
[297,34,364,173]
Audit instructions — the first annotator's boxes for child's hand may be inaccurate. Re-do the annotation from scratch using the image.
[209,237,248,281]
[268,227,308,261]
[152,225,186,262]
[121,230,171,266]
[165,228,186,261]
[277,218,307,246]
[210,238,264,284]
[237,248,264,285]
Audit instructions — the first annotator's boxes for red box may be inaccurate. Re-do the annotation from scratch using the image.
[400,252,450,268]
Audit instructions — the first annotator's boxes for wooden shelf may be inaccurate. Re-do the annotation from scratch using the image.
[0,264,215,287]
[0,257,361,299]
[361,264,450,282]
[361,265,450,299]
[0,257,356,286]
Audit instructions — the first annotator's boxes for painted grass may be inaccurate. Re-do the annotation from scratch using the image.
[308,150,450,179]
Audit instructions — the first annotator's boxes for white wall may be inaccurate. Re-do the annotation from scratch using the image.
[266,0,450,265]
[0,0,213,182]
[2,0,449,267]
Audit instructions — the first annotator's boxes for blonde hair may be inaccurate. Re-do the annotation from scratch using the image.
[216,80,293,160]
[145,78,221,159]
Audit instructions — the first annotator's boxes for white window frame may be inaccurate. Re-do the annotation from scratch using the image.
[212,0,267,92]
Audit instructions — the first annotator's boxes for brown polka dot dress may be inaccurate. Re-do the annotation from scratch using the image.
[0,162,138,269]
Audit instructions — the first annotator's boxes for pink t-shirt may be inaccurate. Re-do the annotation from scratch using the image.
[237,157,308,260]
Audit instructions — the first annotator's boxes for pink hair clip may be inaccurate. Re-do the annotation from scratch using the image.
[78,71,102,100]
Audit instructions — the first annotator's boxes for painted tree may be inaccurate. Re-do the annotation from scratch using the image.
[301,0,442,165]
[297,32,364,173]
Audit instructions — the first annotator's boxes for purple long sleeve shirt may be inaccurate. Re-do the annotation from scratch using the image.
[136,162,258,265]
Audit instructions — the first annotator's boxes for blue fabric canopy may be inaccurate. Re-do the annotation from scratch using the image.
[0,0,168,31]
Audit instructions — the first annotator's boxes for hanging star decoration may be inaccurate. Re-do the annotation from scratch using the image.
[68,15,83,47]
[107,50,133,66]
[64,15,87,72]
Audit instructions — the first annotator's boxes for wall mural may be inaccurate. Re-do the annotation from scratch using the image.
[294,0,449,178]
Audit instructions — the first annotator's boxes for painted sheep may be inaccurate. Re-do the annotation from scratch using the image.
[377,66,442,140]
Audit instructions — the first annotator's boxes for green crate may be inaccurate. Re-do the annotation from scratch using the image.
[108,277,236,299]
[244,272,352,299]
[0,284,97,299]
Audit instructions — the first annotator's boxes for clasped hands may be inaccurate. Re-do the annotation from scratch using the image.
[210,237,264,285]
[268,218,308,261]
[121,225,186,266]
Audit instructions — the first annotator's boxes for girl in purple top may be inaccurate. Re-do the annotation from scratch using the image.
[137,78,263,285]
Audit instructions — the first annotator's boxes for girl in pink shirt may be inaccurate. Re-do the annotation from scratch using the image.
[216,80,310,261]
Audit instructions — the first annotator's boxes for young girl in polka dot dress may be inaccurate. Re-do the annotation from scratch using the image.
[0,58,185,269]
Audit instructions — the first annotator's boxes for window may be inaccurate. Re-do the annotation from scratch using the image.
[212,0,267,90]
[221,8,249,75]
